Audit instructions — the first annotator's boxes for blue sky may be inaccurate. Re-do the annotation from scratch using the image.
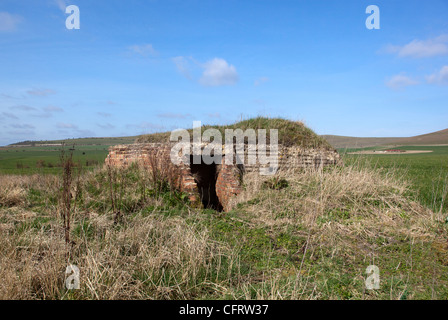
[0,0,447,146]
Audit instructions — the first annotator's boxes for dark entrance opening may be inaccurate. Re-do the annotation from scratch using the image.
[190,155,223,211]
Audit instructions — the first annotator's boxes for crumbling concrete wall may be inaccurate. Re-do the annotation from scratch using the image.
[105,143,201,206]
[105,143,340,211]
[215,158,244,212]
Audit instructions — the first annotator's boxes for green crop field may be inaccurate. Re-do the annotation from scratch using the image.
[0,145,111,175]
[342,145,448,213]
[0,136,137,174]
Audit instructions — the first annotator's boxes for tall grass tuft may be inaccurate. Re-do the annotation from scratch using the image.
[59,145,75,245]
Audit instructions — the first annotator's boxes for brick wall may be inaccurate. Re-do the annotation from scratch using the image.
[105,143,201,206]
[215,158,244,212]
[105,142,340,211]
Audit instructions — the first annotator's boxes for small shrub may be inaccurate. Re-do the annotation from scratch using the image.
[263,177,289,190]
[0,187,26,207]
[36,160,46,168]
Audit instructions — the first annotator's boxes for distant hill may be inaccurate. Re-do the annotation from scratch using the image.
[6,118,333,150]
[321,135,400,149]
[392,128,448,146]
[6,125,448,150]
[322,128,448,149]
[8,136,138,147]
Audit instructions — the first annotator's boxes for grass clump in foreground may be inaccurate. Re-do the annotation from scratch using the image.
[342,145,448,214]
[0,160,447,299]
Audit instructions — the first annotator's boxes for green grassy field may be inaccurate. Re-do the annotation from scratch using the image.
[342,145,448,213]
[0,135,137,174]
[0,145,110,175]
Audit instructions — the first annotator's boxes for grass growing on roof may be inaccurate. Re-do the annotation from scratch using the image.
[136,117,334,149]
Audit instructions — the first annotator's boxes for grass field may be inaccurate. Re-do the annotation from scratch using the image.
[0,145,112,175]
[1,160,448,299]
[0,131,447,299]
[0,135,137,175]
[2,142,446,215]
[342,145,448,214]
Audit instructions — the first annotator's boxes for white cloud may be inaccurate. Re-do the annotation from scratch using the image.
[426,65,448,85]
[43,106,63,112]
[386,74,419,90]
[206,112,221,119]
[172,56,192,80]
[252,99,266,106]
[97,123,115,130]
[56,122,96,138]
[254,77,269,86]
[128,44,157,57]
[54,0,67,12]
[384,35,448,58]
[32,113,52,119]
[199,58,239,87]
[173,56,239,87]
[157,112,191,119]
[126,122,165,132]
[27,88,56,97]
[97,112,112,118]
[75,129,96,137]
[11,105,38,112]
[10,123,35,129]
[57,122,78,129]
[0,12,22,32]
[6,129,34,137]
[2,112,18,119]
[1,93,16,99]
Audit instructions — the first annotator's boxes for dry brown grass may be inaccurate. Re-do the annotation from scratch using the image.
[236,163,437,235]
[0,174,59,208]
[0,214,240,299]
[0,162,446,300]
[231,163,448,299]
[0,169,242,300]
